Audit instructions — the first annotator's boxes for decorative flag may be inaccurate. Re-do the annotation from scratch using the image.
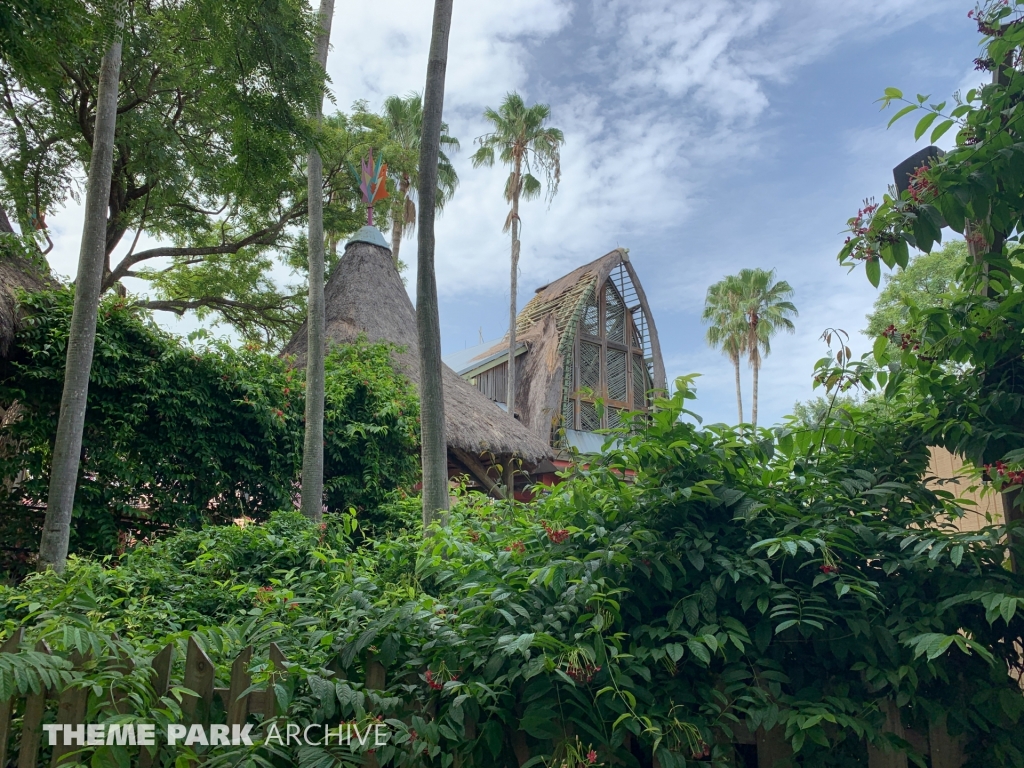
[356,149,388,226]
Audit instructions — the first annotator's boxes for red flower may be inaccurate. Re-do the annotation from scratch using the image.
[587,749,598,764]
[542,522,570,544]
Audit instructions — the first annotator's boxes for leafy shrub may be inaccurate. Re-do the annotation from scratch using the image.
[0,289,419,571]
[1,380,1022,766]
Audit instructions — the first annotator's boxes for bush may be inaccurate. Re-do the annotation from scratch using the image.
[0,289,419,571]
[1,379,1022,766]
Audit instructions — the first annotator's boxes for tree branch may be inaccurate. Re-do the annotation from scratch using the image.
[103,202,306,292]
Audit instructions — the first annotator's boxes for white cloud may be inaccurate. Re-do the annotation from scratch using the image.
[37,0,977,424]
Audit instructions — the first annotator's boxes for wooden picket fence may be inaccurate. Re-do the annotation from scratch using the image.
[0,627,969,768]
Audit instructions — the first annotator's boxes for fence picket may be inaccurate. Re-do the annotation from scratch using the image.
[182,637,214,721]
[17,640,51,768]
[0,627,25,768]
[929,716,966,768]
[226,647,252,727]
[262,643,286,723]
[138,643,174,768]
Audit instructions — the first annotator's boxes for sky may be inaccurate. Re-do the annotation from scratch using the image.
[41,0,985,427]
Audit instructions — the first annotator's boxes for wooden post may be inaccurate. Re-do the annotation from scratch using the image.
[139,643,174,768]
[867,700,908,768]
[18,640,51,768]
[756,726,793,768]
[929,716,966,768]
[0,628,25,768]
[451,447,506,500]
[182,637,214,720]
[227,646,253,727]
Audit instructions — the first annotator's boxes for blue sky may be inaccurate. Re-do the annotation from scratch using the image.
[43,0,983,426]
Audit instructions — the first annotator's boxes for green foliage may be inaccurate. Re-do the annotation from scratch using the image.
[863,240,968,338]
[470,91,565,215]
[1,379,1021,766]
[0,289,419,569]
[838,1,1024,467]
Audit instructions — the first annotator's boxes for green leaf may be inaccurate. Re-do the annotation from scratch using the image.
[892,238,909,269]
[887,104,918,127]
[950,544,963,566]
[915,112,939,141]
[866,258,881,288]
[884,87,904,100]
[931,119,956,143]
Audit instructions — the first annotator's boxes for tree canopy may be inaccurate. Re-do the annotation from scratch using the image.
[864,240,967,338]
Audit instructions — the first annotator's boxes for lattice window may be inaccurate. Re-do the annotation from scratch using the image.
[605,284,624,343]
[581,289,599,337]
[580,401,600,431]
[562,398,574,429]
[607,349,627,400]
[562,271,654,437]
[633,354,647,409]
[607,407,621,429]
[580,341,601,391]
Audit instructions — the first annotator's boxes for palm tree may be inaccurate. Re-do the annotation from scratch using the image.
[702,275,748,425]
[416,0,455,527]
[470,93,563,490]
[381,93,459,267]
[38,22,123,573]
[735,268,797,428]
[299,0,335,523]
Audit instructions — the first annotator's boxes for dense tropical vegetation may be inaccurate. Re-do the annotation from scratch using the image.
[1,0,1023,766]
[1,382,1022,766]
[0,290,419,574]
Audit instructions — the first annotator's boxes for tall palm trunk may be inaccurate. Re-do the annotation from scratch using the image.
[751,359,759,429]
[299,0,335,523]
[391,175,411,267]
[731,352,743,425]
[37,30,122,573]
[417,0,454,527]
[504,161,521,494]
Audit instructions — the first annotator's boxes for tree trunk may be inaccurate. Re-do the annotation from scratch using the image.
[504,171,521,495]
[416,0,454,528]
[391,176,411,267]
[732,353,743,425]
[299,0,335,523]
[37,30,123,573]
[391,210,404,267]
[751,360,759,429]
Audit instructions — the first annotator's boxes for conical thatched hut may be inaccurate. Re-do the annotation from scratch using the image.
[444,248,666,452]
[282,228,553,497]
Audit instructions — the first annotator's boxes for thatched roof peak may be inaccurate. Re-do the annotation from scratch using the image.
[459,248,666,391]
[282,235,553,465]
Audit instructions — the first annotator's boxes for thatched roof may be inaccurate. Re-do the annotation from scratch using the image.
[0,254,52,358]
[282,231,553,465]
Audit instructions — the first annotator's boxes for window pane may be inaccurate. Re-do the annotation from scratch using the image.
[581,288,599,337]
[633,354,647,409]
[580,401,600,431]
[605,283,624,342]
[608,406,621,428]
[562,398,575,430]
[608,348,627,400]
[580,341,601,391]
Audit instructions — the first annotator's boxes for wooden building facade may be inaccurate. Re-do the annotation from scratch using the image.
[445,248,666,452]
